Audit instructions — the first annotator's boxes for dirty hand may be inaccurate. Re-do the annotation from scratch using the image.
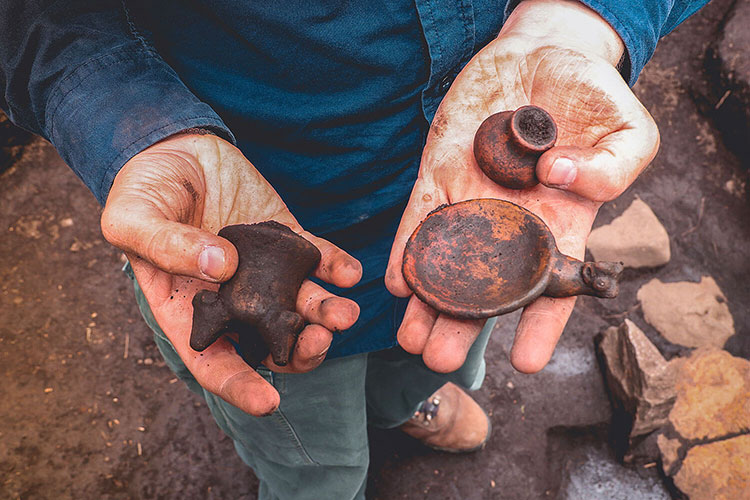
[101,133,362,416]
[385,0,659,374]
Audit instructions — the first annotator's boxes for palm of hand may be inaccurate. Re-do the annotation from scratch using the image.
[423,43,631,252]
[386,40,655,373]
[118,135,296,366]
[103,134,361,414]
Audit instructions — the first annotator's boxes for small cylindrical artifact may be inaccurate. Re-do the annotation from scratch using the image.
[473,105,557,189]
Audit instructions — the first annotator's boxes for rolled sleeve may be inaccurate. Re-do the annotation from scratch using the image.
[573,0,668,86]
[505,0,710,86]
[0,1,234,205]
[46,44,234,204]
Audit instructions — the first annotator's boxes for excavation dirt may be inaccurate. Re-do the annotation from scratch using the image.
[2,1,748,498]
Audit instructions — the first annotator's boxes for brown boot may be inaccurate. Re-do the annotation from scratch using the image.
[399,382,491,453]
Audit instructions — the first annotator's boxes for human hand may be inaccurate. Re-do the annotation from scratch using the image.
[102,133,362,415]
[385,0,659,374]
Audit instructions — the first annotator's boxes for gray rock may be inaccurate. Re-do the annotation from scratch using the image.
[556,445,670,500]
[718,0,750,91]
[637,277,735,349]
[597,320,680,444]
[587,198,670,268]
[707,0,750,162]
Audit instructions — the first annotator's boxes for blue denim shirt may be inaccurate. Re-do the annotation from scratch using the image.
[1,0,706,359]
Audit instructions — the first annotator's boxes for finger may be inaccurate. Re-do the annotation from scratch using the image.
[102,208,239,283]
[536,112,660,202]
[396,295,439,355]
[296,280,360,332]
[133,264,278,416]
[298,231,363,288]
[385,73,491,298]
[385,181,447,297]
[510,296,576,373]
[183,337,281,416]
[422,315,484,373]
[266,324,333,373]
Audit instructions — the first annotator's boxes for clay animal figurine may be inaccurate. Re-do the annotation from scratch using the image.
[190,221,321,367]
[402,199,623,319]
[473,105,557,189]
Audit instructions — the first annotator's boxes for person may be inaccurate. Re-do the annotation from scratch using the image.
[1,0,707,497]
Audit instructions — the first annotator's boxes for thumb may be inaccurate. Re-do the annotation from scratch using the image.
[385,180,447,297]
[536,119,660,202]
[101,206,239,282]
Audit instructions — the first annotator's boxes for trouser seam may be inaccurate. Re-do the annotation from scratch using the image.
[204,368,317,466]
[273,410,319,465]
[127,260,323,470]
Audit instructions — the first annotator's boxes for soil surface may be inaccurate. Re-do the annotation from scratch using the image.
[2,1,748,498]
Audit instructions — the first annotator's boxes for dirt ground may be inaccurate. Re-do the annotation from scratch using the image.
[1,1,748,498]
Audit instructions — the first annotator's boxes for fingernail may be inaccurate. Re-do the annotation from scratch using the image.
[547,158,577,187]
[199,246,226,280]
[347,259,362,274]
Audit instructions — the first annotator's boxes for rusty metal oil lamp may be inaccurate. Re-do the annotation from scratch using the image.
[403,106,623,319]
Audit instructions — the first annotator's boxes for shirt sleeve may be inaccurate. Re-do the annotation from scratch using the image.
[504,0,710,87]
[0,1,235,205]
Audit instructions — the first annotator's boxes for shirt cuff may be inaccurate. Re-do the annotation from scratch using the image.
[45,44,235,205]
[504,0,671,87]
[573,0,663,86]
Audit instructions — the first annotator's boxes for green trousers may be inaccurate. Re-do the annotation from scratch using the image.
[132,275,494,500]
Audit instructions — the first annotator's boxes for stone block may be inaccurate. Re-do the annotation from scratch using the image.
[637,276,734,349]
[587,199,670,268]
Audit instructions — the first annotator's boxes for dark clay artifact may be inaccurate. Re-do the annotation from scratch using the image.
[473,105,557,189]
[190,221,321,367]
[403,199,623,319]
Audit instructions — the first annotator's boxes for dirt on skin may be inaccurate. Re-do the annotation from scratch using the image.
[1,1,748,498]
